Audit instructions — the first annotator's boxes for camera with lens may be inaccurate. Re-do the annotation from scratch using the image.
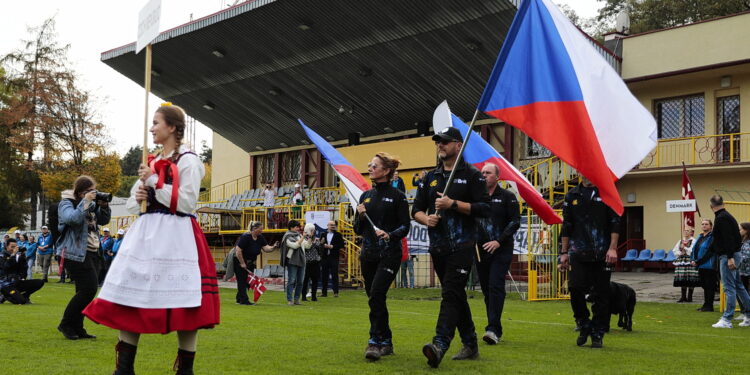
[95,191,113,203]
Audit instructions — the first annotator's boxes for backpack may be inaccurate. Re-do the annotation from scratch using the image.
[47,200,61,245]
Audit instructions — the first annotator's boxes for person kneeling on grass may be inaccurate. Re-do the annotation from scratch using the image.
[0,239,44,304]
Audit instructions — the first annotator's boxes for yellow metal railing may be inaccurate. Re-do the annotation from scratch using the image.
[639,132,750,169]
[525,210,569,301]
[518,156,579,207]
[200,175,252,202]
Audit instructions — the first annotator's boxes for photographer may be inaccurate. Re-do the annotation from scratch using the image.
[56,175,111,340]
[1,239,44,304]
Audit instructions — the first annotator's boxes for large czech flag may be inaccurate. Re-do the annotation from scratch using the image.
[433,101,561,224]
[298,119,371,207]
[477,0,657,215]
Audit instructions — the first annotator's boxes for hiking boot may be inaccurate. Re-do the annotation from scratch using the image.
[422,343,444,368]
[482,331,499,345]
[451,345,479,360]
[590,332,604,348]
[113,341,137,375]
[576,320,591,346]
[379,344,394,356]
[173,349,195,375]
[364,344,381,361]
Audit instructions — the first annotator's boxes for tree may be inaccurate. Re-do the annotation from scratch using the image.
[39,152,121,201]
[0,67,31,228]
[200,140,212,164]
[595,0,749,35]
[120,145,142,176]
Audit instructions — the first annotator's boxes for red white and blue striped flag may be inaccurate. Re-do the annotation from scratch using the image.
[477,0,657,215]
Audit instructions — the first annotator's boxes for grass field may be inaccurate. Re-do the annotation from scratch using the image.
[0,283,747,374]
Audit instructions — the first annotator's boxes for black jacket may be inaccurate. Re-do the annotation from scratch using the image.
[477,185,521,250]
[354,182,411,260]
[411,159,490,251]
[711,208,741,257]
[321,231,345,260]
[561,184,621,262]
[0,251,27,283]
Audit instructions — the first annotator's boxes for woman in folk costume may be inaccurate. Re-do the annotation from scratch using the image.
[84,103,219,375]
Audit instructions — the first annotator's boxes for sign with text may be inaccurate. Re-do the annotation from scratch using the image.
[136,0,161,53]
[666,199,697,213]
[304,211,332,230]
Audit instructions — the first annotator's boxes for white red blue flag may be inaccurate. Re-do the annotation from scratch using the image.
[298,119,371,207]
[476,0,657,215]
[433,101,561,224]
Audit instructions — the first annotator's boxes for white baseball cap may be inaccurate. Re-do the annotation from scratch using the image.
[117,229,125,235]
[294,183,301,188]
[103,227,110,232]
[14,230,21,234]
[41,225,48,229]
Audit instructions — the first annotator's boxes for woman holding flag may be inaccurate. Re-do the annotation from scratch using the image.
[84,104,220,375]
[354,152,410,361]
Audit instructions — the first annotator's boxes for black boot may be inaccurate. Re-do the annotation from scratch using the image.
[174,349,195,375]
[576,319,592,346]
[687,288,694,302]
[590,331,604,348]
[113,341,137,375]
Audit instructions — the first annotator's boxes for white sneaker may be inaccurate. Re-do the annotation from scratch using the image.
[733,314,747,321]
[739,317,750,327]
[712,318,733,328]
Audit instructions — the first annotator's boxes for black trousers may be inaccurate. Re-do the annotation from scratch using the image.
[15,279,44,301]
[302,260,320,298]
[361,253,400,343]
[698,268,718,309]
[320,256,339,295]
[569,258,611,333]
[61,252,99,331]
[234,258,255,304]
[431,244,477,350]
[476,245,512,337]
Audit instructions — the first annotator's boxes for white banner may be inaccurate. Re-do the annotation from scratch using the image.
[136,0,161,53]
[305,211,332,230]
[666,199,696,213]
[406,220,430,254]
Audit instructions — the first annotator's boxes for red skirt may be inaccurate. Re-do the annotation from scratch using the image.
[83,218,220,333]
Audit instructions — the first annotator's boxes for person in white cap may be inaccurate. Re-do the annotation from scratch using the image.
[98,228,114,285]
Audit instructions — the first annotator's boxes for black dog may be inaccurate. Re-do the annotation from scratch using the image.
[585,281,636,332]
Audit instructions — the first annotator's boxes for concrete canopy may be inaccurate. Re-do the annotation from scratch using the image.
[102,0,517,152]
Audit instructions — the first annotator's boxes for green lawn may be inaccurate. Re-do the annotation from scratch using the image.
[0,283,746,374]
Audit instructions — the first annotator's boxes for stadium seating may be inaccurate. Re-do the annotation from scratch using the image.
[620,248,639,272]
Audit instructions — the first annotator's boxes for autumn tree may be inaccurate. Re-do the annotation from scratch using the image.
[0,67,31,228]
[40,152,121,201]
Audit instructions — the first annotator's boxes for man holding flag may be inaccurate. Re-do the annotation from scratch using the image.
[413,127,490,368]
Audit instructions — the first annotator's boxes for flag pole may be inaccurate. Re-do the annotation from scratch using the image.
[340,180,380,232]
[140,44,153,213]
[440,109,480,261]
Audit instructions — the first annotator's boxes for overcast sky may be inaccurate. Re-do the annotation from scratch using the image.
[0,0,601,156]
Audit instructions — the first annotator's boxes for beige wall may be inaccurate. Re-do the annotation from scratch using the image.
[622,13,750,80]
[211,132,250,187]
[618,166,750,251]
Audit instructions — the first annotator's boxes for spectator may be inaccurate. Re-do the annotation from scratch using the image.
[263,183,276,229]
[391,170,406,193]
[25,235,38,280]
[708,195,750,328]
[0,239,44,304]
[321,220,344,297]
[559,177,621,348]
[14,229,21,242]
[400,251,415,289]
[691,219,717,312]
[0,234,9,251]
[112,229,125,260]
[301,223,322,302]
[737,222,750,316]
[291,184,305,219]
[412,170,427,188]
[98,228,114,285]
[18,234,28,257]
[233,221,277,305]
[672,228,698,303]
[281,220,306,305]
[55,175,111,340]
[37,226,54,282]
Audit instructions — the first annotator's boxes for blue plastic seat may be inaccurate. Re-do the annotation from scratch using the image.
[621,249,638,261]
[663,250,677,262]
[635,249,652,261]
[649,249,666,261]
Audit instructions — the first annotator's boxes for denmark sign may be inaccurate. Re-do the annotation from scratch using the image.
[666,199,697,213]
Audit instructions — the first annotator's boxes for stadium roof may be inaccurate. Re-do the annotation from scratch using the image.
[101,0,519,152]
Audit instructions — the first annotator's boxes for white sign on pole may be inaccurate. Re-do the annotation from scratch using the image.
[136,0,162,53]
[666,199,697,213]
[304,211,332,230]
